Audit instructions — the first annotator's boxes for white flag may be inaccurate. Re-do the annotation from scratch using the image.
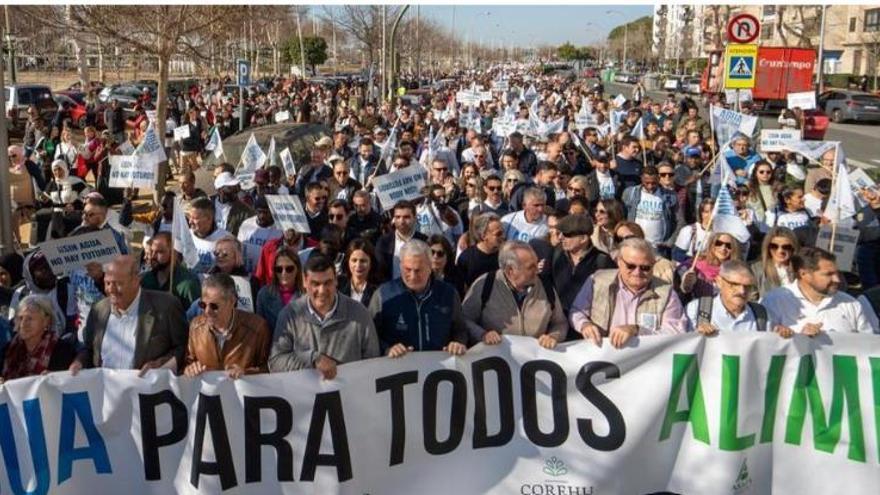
[205,127,224,159]
[823,144,856,224]
[629,119,645,140]
[710,147,737,190]
[133,124,167,168]
[171,196,199,269]
[710,106,758,146]
[266,136,277,169]
[710,183,750,243]
[239,133,267,171]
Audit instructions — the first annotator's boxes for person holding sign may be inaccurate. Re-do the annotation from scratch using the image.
[184,273,271,379]
[7,252,76,336]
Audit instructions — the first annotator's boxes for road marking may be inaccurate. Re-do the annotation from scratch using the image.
[847,158,876,170]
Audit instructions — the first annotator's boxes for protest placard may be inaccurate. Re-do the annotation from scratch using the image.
[39,229,122,276]
[145,110,157,126]
[849,168,877,192]
[173,124,190,141]
[265,194,311,233]
[493,79,509,92]
[279,147,297,177]
[816,225,859,271]
[759,129,802,152]
[117,141,135,156]
[108,154,157,189]
[372,166,426,211]
[710,106,758,145]
[231,275,254,312]
[787,91,817,110]
[724,88,753,104]
[274,110,291,123]
[612,94,627,107]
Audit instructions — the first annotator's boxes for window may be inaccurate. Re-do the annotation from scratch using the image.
[866,8,880,32]
[762,6,776,17]
[761,23,774,40]
[853,50,863,75]
[850,17,857,32]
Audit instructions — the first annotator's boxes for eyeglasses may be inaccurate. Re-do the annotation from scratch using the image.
[213,250,232,258]
[769,242,794,253]
[486,186,502,192]
[198,301,220,311]
[274,265,297,274]
[621,260,653,273]
[505,178,518,183]
[757,169,772,175]
[562,232,585,238]
[329,213,346,220]
[430,249,446,258]
[714,240,733,250]
[312,196,328,202]
[614,234,636,244]
[719,276,751,289]
[659,172,674,178]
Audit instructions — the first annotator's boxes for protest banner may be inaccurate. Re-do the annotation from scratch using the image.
[265,194,310,233]
[787,91,817,110]
[279,147,297,177]
[274,110,291,123]
[116,141,135,156]
[849,168,877,192]
[816,224,859,270]
[134,124,167,169]
[372,166,426,211]
[231,275,254,312]
[710,106,758,146]
[145,110,158,126]
[493,79,509,92]
[173,124,191,141]
[0,334,878,495]
[108,154,157,190]
[759,129,802,152]
[38,229,121,276]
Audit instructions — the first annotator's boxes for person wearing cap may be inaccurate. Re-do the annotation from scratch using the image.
[462,240,567,348]
[212,172,254,237]
[548,215,615,323]
[723,135,761,186]
[237,195,283,274]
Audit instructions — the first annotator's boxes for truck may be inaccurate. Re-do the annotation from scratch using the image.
[701,46,816,110]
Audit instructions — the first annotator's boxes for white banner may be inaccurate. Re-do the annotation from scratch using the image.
[787,91,817,110]
[0,335,878,494]
[372,166,426,211]
[711,106,758,145]
[109,154,157,190]
[759,129,802,152]
[274,110,291,123]
[279,147,297,177]
[173,124,191,141]
[38,229,121,276]
[265,194,310,233]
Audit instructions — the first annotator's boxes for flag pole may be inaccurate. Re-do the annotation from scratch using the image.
[828,144,840,252]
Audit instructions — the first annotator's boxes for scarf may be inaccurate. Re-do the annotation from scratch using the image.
[695,259,722,282]
[279,287,298,306]
[1,330,58,380]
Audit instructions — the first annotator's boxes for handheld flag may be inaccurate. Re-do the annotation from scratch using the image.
[709,179,750,243]
[171,196,199,269]
[205,127,224,159]
[823,144,856,224]
[267,136,277,168]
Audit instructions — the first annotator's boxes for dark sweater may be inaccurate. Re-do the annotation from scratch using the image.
[547,246,615,316]
[456,245,499,288]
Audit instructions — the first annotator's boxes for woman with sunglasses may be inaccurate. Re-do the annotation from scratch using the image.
[427,234,465,296]
[679,232,742,300]
[591,199,625,255]
[746,160,779,224]
[750,227,799,298]
[672,198,714,263]
[338,239,378,306]
[256,247,303,330]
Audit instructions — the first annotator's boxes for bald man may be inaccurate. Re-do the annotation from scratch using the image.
[71,255,188,375]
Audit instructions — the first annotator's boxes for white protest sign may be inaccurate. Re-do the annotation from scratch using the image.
[173,124,191,141]
[575,112,598,131]
[787,91,816,110]
[145,110,157,126]
[372,166,426,211]
[279,147,296,177]
[265,194,310,233]
[108,154,157,190]
[39,229,121,276]
[274,110,291,123]
[479,91,493,102]
[231,275,254,312]
[710,106,759,145]
[724,89,754,104]
[133,124,167,169]
[848,168,876,192]
[759,129,802,152]
[116,141,135,156]
[493,79,509,92]
[455,90,481,107]
[1,335,879,494]
[816,225,859,271]
[612,94,627,107]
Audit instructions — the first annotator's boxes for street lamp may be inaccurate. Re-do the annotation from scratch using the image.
[606,10,628,70]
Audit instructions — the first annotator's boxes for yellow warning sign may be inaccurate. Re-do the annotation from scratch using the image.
[724,44,758,89]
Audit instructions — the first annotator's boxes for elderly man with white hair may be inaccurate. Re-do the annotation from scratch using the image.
[462,240,567,348]
[570,237,687,348]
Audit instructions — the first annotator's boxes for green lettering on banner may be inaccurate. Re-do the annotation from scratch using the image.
[760,355,787,443]
[720,355,755,451]
[784,355,865,462]
[659,354,710,444]
[871,358,880,462]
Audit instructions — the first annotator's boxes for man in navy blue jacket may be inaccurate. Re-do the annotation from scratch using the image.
[368,239,468,357]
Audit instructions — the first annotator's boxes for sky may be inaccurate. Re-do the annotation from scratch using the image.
[416,5,652,47]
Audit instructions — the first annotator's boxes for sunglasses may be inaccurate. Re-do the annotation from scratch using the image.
[430,249,446,257]
[622,260,652,273]
[659,172,674,178]
[614,234,636,244]
[562,232,584,238]
[312,196,328,202]
[486,186,502,192]
[714,240,733,250]
[719,276,751,289]
[274,265,297,274]
[769,242,794,253]
[329,213,346,220]
[757,169,772,175]
[198,301,220,311]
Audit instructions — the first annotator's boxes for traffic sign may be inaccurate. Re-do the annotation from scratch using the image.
[727,13,760,44]
[237,59,251,87]
[723,44,758,89]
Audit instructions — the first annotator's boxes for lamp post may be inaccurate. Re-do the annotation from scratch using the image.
[817,4,827,94]
[607,10,628,70]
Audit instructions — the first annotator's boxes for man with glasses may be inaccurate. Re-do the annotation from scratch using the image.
[461,135,495,170]
[184,273,271,378]
[570,238,686,348]
[471,175,509,217]
[429,158,450,185]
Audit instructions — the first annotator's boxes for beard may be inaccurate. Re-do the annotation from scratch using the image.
[151,260,171,272]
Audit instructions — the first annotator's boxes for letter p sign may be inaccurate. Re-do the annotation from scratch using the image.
[237,59,251,87]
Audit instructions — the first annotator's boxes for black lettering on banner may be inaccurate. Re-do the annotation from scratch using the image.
[300,391,352,482]
[520,360,569,447]
[575,362,626,451]
[191,394,237,490]
[376,371,419,466]
[423,369,467,455]
[138,390,188,481]
[244,396,295,483]
[471,357,514,449]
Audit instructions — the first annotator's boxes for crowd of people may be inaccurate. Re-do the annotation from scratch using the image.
[1,64,877,383]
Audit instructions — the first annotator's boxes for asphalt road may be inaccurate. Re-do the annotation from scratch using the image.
[603,81,880,169]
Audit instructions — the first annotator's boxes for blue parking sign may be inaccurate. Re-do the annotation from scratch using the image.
[237,59,251,87]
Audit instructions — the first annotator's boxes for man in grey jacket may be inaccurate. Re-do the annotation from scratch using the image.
[269,255,379,379]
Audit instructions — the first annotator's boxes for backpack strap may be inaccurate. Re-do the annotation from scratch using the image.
[540,275,557,312]
[748,302,768,332]
[480,270,497,312]
[697,296,713,327]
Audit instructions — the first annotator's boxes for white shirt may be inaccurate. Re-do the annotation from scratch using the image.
[634,190,666,245]
[191,228,230,275]
[685,295,774,333]
[101,290,143,369]
[416,202,463,246]
[596,170,615,200]
[501,211,548,243]
[214,199,232,231]
[237,217,282,274]
[760,281,875,334]
[392,230,415,279]
[674,223,708,258]
[804,193,824,218]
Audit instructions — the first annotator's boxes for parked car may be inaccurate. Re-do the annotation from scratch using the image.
[685,77,702,95]
[97,84,151,118]
[802,109,829,140]
[614,73,638,84]
[818,89,880,123]
[54,91,105,129]
[4,84,58,137]
[663,77,682,91]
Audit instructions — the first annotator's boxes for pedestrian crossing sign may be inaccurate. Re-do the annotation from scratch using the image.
[723,44,758,89]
